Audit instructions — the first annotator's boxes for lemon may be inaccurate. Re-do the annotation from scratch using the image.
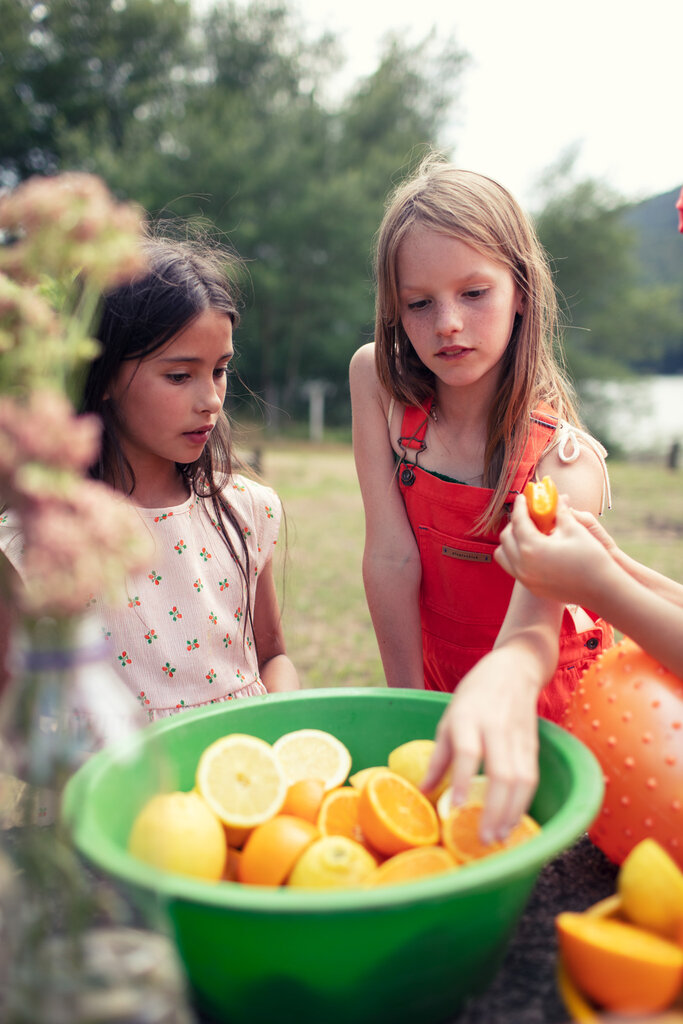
[128,790,227,881]
[287,835,377,889]
[436,775,489,820]
[387,739,450,804]
[273,728,352,791]
[618,838,683,939]
[196,733,287,829]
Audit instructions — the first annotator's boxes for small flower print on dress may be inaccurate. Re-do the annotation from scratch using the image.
[232,482,246,492]
[235,669,245,685]
[242,526,251,538]
[222,633,232,648]
[246,636,253,650]
[199,547,211,561]
[265,505,274,519]
[193,578,203,593]
[153,512,174,523]
[186,638,199,651]
[234,607,242,622]
[118,651,132,667]
[144,629,157,644]
[137,691,150,707]
[101,627,112,639]
[218,578,229,591]
[128,595,141,608]
[162,662,176,678]
[208,612,218,625]
[148,570,162,586]
[168,606,182,621]
[206,669,217,683]
[174,539,186,554]
[176,699,186,709]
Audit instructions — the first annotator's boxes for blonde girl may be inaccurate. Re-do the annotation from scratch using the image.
[350,157,611,839]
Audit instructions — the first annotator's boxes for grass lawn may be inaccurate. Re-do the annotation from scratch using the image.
[255,443,683,690]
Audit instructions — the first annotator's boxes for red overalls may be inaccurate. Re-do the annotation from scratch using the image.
[397,399,613,723]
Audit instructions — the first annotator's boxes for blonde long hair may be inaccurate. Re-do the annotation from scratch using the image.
[374,155,580,530]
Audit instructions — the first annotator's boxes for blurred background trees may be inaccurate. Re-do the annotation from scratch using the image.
[2,0,682,431]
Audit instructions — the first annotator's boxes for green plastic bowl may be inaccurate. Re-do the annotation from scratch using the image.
[63,687,603,1024]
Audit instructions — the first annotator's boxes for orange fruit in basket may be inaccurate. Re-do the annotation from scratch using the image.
[317,786,371,848]
[272,728,352,791]
[280,778,326,823]
[357,769,440,857]
[196,733,287,829]
[556,911,683,1014]
[441,804,540,863]
[348,766,385,790]
[287,835,377,889]
[238,814,320,886]
[387,739,450,804]
[366,845,457,887]
[128,790,227,882]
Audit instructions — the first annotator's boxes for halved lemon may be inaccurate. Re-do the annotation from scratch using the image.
[272,728,352,791]
[196,732,287,829]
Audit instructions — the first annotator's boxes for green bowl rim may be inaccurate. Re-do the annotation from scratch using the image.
[63,687,604,915]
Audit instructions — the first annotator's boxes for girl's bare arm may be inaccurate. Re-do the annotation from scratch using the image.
[253,559,299,692]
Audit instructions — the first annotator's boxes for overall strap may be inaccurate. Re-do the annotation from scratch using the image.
[397,398,435,462]
[507,405,559,494]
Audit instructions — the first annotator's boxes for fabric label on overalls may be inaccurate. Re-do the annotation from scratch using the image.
[442,545,491,563]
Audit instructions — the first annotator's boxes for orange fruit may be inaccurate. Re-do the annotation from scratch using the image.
[238,814,320,887]
[280,778,326,823]
[387,739,450,804]
[366,845,458,887]
[618,838,683,940]
[196,733,287,829]
[287,835,377,889]
[357,769,440,857]
[441,803,540,864]
[272,728,352,791]
[556,911,683,1014]
[317,786,373,850]
[348,766,385,790]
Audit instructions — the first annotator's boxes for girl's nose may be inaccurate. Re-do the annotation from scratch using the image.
[197,379,224,414]
[435,300,464,336]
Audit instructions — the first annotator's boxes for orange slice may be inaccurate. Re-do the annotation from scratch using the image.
[238,814,320,887]
[272,729,352,791]
[317,786,373,850]
[195,733,287,829]
[556,912,683,1014]
[441,803,540,863]
[366,845,457,887]
[357,769,440,857]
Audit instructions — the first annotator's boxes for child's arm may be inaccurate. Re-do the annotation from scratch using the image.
[253,559,299,692]
[349,344,425,689]
[496,494,683,678]
[422,439,607,840]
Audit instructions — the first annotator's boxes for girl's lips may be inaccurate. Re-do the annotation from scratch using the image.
[183,428,212,445]
[436,346,469,359]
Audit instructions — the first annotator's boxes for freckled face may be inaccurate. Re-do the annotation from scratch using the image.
[397,225,524,394]
[108,308,233,476]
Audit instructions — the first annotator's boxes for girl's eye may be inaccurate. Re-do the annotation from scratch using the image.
[406,299,429,311]
[166,373,189,384]
[214,366,229,380]
[465,288,486,299]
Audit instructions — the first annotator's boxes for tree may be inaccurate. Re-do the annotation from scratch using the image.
[534,155,683,381]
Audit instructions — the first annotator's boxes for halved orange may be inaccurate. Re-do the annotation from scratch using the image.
[317,786,373,850]
[366,845,458,887]
[357,769,440,857]
[238,814,320,886]
[441,803,540,864]
[556,911,683,1014]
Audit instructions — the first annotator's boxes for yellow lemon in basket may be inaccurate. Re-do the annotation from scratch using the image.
[387,739,449,804]
[618,838,683,940]
[273,729,352,791]
[287,835,377,889]
[196,733,287,829]
[128,790,226,881]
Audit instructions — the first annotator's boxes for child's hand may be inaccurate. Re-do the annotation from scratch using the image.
[420,648,540,844]
[494,493,611,607]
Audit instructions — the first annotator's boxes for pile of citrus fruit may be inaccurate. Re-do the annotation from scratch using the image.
[128,729,540,890]
[556,838,683,1017]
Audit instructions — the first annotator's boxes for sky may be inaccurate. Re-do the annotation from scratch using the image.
[284,0,682,210]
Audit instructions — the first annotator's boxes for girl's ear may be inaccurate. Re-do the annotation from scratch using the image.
[515,289,525,317]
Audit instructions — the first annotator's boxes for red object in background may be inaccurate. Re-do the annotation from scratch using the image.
[677,186,683,233]
[562,636,683,868]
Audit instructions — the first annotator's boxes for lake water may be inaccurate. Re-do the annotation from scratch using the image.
[580,376,683,457]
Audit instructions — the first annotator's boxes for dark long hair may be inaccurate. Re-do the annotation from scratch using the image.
[82,235,257,640]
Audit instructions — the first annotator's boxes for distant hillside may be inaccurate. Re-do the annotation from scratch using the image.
[624,187,683,286]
